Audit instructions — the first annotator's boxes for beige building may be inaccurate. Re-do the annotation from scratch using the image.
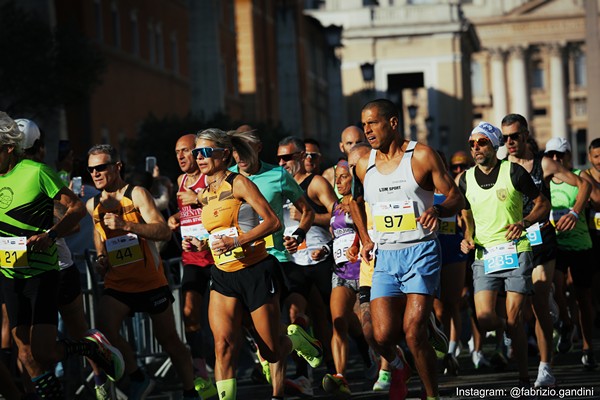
[305,0,600,165]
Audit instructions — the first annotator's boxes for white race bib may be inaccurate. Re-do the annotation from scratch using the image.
[333,234,354,264]
[526,223,542,246]
[373,201,417,232]
[483,242,519,274]
[105,234,144,267]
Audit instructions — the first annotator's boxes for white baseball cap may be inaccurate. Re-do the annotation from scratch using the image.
[15,119,41,150]
[545,137,571,153]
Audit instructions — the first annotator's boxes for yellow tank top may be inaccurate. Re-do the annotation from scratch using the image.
[200,173,267,272]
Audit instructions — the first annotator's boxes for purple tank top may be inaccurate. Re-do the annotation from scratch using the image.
[331,203,360,280]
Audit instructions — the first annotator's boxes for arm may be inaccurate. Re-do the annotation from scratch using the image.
[322,166,335,188]
[352,154,375,261]
[507,193,551,239]
[86,197,110,276]
[460,209,476,254]
[103,186,172,241]
[308,175,338,227]
[283,195,315,254]
[580,171,600,211]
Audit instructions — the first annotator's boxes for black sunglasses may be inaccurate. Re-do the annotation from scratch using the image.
[469,138,491,148]
[545,151,565,160]
[451,163,467,171]
[277,152,300,162]
[502,132,521,142]
[305,152,321,159]
[87,162,115,173]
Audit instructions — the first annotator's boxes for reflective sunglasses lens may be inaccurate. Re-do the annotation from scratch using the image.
[192,147,214,158]
[87,163,110,173]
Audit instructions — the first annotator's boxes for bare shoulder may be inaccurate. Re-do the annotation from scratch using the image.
[413,143,440,169]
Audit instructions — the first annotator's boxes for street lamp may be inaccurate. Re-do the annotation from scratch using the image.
[360,62,375,88]
[324,25,343,48]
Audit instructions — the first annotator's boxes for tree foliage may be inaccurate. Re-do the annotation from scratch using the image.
[0,1,105,116]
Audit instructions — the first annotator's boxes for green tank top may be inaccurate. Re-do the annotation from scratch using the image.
[550,169,592,251]
[0,160,64,279]
[465,160,530,258]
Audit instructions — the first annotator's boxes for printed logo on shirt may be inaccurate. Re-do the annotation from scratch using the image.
[0,187,14,209]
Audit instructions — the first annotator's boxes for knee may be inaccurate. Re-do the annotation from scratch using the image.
[404,324,427,349]
[214,335,236,358]
[332,316,348,337]
[476,312,497,332]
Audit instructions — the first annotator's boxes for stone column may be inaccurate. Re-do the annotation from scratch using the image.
[510,45,529,118]
[490,48,507,125]
[549,43,567,139]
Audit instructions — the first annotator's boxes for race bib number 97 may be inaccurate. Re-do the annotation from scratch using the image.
[373,201,417,232]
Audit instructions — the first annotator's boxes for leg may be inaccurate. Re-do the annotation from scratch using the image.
[371,297,406,362]
[505,291,529,382]
[473,290,501,332]
[530,260,555,364]
[329,286,355,375]
[208,290,244,382]
[96,295,136,375]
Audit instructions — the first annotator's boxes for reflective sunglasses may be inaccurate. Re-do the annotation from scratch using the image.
[277,152,300,162]
[469,138,491,148]
[545,151,565,160]
[305,152,321,159]
[87,162,115,173]
[502,132,521,142]
[451,163,467,171]
[191,147,224,159]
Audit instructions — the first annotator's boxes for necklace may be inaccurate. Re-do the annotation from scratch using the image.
[208,172,227,189]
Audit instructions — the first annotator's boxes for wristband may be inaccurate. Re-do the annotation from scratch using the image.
[432,204,444,217]
[233,236,241,248]
[292,228,306,244]
[95,254,107,262]
[569,210,579,220]
[321,245,331,255]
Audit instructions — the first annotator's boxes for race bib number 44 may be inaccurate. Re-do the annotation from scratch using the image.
[0,237,28,268]
[105,234,144,267]
[483,242,519,274]
[373,201,417,232]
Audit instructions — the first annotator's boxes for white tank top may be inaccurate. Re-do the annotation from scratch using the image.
[364,141,435,248]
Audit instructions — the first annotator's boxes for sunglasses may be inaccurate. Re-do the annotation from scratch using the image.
[451,163,467,171]
[277,152,300,162]
[545,151,565,160]
[87,162,115,173]
[305,152,321,159]
[192,147,224,159]
[502,132,521,142]
[469,138,491,148]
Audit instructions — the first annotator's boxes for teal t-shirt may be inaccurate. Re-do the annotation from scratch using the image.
[230,162,305,262]
[0,159,65,278]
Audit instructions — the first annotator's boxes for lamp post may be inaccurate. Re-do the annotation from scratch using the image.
[407,104,418,141]
[360,62,375,90]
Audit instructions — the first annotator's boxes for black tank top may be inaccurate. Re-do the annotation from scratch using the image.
[299,174,328,214]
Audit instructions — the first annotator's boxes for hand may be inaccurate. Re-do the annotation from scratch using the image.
[177,187,200,207]
[504,222,525,241]
[211,235,235,256]
[103,212,126,231]
[182,236,206,252]
[167,215,180,230]
[360,241,374,262]
[283,235,299,254]
[289,205,301,221]
[336,202,350,214]
[555,213,578,232]
[460,238,475,254]
[346,245,359,263]
[94,255,110,277]
[417,207,440,231]
[27,232,54,252]
[311,248,326,261]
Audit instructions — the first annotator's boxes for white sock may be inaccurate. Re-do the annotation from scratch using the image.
[448,340,458,355]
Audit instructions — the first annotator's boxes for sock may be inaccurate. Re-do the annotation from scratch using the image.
[539,361,550,369]
[129,368,146,382]
[32,371,64,399]
[216,378,237,400]
[94,371,107,386]
[448,340,458,355]
[390,355,404,370]
[185,330,205,359]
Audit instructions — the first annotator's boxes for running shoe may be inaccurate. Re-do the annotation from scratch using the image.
[372,369,391,392]
[129,375,155,400]
[287,324,323,368]
[255,349,271,384]
[365,348,380,380]
[284,376,314,398]
[557,323,574,354]
[443,353,459,376]
[322,373,351,398]
[534,364,556,388]
[194,376,217,399]
[84,329,125,382]
[95,380,113,400]
[389,347,411,400]
[581,350,598,370]
[427,313,448,359]
[471,350,490,369]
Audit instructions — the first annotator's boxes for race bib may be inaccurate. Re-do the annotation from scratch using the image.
[105,234,144,267]
[181,223,209,241]
[590,211,600,231]
[550,208,569,226]
[259,220,274,249]
[438,216,456,235]
[483,242,519,274]
[0,237,28,268]
[333,234,354,264]
[373,201,417,232]
[209,227,245,265]
[284,225,307,250]
[526,223,542,246]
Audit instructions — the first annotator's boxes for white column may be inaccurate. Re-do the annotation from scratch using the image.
[510,45,529,118]
[490,48,507,125]
[549,43,567,138]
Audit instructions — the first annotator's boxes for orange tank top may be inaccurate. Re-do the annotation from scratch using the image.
[93,185,167,292]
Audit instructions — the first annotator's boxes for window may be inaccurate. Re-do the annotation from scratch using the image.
[574,51,586,87]
[574,98,587,116]
[130,11,139,55]
[471,60,484,97]
[531,59,544,89]
[170,32,179,73]
[111,2,120,48]
[94,0,103,42]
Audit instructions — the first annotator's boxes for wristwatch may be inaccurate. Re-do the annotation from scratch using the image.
[46,229,58,241]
